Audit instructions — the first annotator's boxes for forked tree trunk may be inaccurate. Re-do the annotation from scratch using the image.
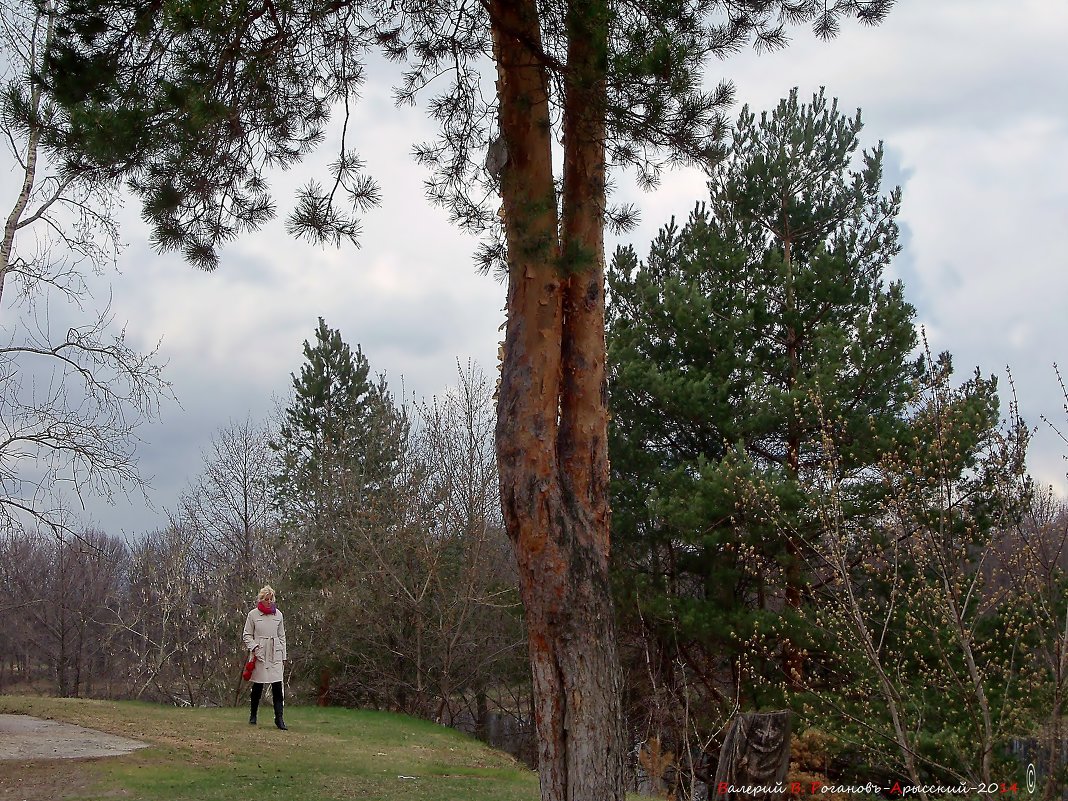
[490,0,625,798]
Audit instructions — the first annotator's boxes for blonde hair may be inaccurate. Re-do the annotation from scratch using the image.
[257,585,276,604]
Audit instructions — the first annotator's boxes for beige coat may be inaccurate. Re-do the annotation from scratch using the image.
[242,608,287,684]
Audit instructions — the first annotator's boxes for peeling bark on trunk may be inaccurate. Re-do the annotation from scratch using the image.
[490,0,625,798]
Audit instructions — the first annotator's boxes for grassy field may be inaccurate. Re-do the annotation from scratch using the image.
[0,695,540,801]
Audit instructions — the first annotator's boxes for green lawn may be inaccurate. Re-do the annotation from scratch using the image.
[0,695,539,801]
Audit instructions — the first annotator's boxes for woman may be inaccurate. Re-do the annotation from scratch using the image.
[242,585,288,730]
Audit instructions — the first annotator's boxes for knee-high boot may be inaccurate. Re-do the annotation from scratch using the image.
[272,682,287,730]
[249,682,263,725]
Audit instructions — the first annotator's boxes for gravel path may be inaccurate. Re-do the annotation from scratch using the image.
[0,713,148,760]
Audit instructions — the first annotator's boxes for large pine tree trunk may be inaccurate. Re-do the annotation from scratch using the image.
[490,0,625,798]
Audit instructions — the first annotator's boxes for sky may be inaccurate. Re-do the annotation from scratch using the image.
[12,0,1068,537]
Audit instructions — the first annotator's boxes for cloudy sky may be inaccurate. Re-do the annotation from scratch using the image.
[17,0,1068,536]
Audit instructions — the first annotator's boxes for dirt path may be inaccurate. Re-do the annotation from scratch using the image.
[0,759,97,801]
[0,713,148,760]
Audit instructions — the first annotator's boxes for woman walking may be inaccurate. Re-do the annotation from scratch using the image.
[242,585,288,730]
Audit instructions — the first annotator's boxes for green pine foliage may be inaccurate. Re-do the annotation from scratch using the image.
[608,88,928,711]
[43,0,380,269]
[271,318,411,696]
[273,317,408,550]
[608,89,1040,783]
[42,0,891,272]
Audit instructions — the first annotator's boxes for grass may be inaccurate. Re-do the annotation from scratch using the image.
[0,695,540,801]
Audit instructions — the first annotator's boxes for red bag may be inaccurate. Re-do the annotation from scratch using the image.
[242,655,257,681]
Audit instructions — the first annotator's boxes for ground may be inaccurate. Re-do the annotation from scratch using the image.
[0,713,146,800]
[0,696,540,801]
[0,714,148,760]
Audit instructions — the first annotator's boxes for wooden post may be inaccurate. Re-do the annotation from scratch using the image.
[713,711,793,801]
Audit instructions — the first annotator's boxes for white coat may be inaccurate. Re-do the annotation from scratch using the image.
[242,607,287,684]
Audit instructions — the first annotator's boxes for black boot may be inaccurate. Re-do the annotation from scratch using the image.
[249,682,262,725]
[272,682,287,730]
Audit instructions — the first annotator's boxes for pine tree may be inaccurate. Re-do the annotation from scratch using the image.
[272,318,410,702]
[273,317,408,573]
[609,90,1030,777]
[607,88,933,709]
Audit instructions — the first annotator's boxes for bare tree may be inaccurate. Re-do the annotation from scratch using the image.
[0,527,124,696]
[407,360,527,722]
[997,491,1068,801]
[997,368,1068,800]
[0,0,168,536]
[173,418,282,704]
[177,417,278,587]
[107,525,229,706]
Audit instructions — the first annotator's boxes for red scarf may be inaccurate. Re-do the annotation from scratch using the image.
[257,601,276,615]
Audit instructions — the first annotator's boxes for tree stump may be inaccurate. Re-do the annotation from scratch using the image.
[712,711,793,801]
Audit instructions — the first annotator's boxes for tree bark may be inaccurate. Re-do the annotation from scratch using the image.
[490,0,625,798]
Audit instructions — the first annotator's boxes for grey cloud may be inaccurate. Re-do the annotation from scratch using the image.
[74,0,1068,532]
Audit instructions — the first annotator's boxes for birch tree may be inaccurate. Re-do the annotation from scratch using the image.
[0,0,168,536]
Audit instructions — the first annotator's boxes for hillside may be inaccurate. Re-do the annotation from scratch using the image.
[0,696,538,801]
